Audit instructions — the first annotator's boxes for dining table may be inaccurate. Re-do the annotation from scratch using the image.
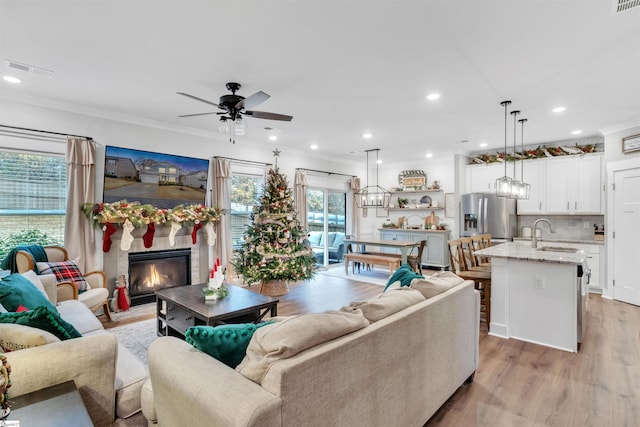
[344,237,419,264]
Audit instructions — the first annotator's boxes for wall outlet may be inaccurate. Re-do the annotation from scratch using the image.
[584,221,591,229]
[534,277,544,290]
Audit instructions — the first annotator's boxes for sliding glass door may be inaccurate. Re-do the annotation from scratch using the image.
[307,188,346,267]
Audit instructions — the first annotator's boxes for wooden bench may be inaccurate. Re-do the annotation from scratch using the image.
[344,253,401,275]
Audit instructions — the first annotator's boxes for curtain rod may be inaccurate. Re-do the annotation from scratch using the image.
[296,167,356,178]
[0,124,93,140]
[214,156,272,167]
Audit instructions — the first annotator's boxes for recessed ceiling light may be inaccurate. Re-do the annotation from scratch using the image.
[310,144,318,150]
[2,76,21,83]
[479,143,488,148]
[426,93,440,101]
[552,106,566,113]
[425,153,433,158]
[362,132,372,139]
[269,135,278,141]
[376,159,383,164]
[571,130,582,135]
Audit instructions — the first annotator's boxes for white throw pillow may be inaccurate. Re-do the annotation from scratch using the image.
[21,270,49,301]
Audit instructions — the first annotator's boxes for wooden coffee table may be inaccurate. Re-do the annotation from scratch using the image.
[155,284,279,338]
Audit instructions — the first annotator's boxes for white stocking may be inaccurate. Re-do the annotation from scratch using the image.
[205,221,217,246]
[169,222,182,247]
[120,219,135,251]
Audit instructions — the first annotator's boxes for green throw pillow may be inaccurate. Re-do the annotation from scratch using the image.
[384,264,424,291]
[185,322,273,368]
[0,273,58,313]
[0,305,82,340]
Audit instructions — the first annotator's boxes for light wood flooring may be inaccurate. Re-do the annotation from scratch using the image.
[102,271,640,426]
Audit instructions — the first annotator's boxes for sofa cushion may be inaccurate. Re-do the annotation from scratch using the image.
[114,338,148,419]
[78,287,109,309]
[331,232,345,249]
[0,305,82,340]
[185,322,273,368]
[384,264,424,290]
[410,272,465,299]
[325,232,337,247]
[0,323,61,351]
[20,270,48,300]
[307,232,322,247]
[0,273,58,313]
[37,260,90,293]
[56,299,104,335]
[236,309,370,384]
[342,287,425,322]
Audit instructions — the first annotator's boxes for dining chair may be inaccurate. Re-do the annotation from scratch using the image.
[407,240,427,274]
[448,239,491,328]
[462,237,490,271]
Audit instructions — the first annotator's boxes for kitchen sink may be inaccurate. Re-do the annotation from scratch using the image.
[537,246,579,253]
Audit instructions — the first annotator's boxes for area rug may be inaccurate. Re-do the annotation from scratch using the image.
[318,265,391,286]
[108,318,157,365]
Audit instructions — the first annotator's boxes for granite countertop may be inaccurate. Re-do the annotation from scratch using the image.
[378,228,450,233]
[513,237,604,246]
[475,242,587,265]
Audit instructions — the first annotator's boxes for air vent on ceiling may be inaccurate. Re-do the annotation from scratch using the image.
[612,0,640,13]
[4,59,55,78]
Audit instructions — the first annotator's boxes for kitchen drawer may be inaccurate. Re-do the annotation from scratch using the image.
[165,304,196,335]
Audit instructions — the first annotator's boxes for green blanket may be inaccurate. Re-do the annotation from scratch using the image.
[0,245,48,273]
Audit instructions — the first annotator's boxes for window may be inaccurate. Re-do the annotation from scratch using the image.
[230,173,264,249]
[0,151,66,262]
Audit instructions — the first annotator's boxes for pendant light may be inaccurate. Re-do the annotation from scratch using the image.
[518,118,531,199]
[508,110,521,199]
[355,148,391,208]
[496,100,513,197]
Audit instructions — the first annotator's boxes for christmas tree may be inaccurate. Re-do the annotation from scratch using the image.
[232,163,316,286]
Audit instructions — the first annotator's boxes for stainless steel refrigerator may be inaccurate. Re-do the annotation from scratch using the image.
[460,193,516,240]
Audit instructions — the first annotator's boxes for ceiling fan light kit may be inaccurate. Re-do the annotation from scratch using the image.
[177,82,292,144]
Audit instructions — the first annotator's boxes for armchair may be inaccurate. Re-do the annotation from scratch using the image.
[15,246,111,321]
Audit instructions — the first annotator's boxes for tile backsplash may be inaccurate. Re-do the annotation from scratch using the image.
[517,215,604,241]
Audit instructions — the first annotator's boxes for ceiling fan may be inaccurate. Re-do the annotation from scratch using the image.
[177,82,293,143]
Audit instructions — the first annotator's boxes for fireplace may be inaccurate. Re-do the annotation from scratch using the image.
[128,249,191,305]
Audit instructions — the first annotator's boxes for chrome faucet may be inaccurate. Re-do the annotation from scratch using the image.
[532,218,555,248]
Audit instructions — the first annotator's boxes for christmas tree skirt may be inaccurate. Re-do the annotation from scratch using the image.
[259,279,289,296]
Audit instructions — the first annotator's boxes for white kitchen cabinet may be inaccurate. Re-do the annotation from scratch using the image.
[516,159,546,214]
[466,163,502,193]
[545,154,603,214]
[379,229,451,269]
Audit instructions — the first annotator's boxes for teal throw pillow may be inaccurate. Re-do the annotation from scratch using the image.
[185,322,273,368]
[0,273,58,313]
[0,305,82,340]
[384,264,424,291]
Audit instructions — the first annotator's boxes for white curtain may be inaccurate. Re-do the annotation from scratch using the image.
[65,137,97,272]
[350,177,361,238]
[213,158,232,273]
[294,169,308,230]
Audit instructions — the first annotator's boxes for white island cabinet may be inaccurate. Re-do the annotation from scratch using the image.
[474,242,589,353]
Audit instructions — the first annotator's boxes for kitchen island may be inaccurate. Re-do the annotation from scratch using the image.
[474,241,589,352]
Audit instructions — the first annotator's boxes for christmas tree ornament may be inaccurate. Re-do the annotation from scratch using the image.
[142,222,156,248]
[102,222,117,252]
[120,219,135,251]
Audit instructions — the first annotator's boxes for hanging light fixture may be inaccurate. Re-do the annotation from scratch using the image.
[517,118,531,199]
[355,148,391,208]
[496,100,513,197]
[508,110,521,199]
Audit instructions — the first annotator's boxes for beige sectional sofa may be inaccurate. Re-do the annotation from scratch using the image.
[5,273,148,427]
[145,279,479,427]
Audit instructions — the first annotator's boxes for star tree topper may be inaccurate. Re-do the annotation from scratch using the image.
[273,148,281,167]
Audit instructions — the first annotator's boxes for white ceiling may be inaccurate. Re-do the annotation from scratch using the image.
[1,1,639,165]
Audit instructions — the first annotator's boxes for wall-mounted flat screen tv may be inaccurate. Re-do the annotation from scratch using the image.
[103,146,209,209]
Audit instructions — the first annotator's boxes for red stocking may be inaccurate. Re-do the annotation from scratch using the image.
[191,222,203,244]
[102,222,117,252]
[143,223,156,248]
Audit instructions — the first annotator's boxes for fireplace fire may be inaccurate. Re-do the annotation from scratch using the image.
[128,249,191,305]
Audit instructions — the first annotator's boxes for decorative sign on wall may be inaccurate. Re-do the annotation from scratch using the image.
[622,134,640,154]
[398,170,426,189]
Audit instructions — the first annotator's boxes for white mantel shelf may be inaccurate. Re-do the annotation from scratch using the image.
[474,242,587,265]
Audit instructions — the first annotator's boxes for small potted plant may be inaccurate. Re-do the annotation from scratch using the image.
[397,197,409,208]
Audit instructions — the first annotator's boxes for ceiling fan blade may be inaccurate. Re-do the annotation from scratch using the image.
[245,110,293,121]
[178,112,218,118]
[176,92,220,108]
[235,91,270,110]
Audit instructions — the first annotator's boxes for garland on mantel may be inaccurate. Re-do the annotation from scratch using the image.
[81,201,225,252]
[470,143,601,165]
